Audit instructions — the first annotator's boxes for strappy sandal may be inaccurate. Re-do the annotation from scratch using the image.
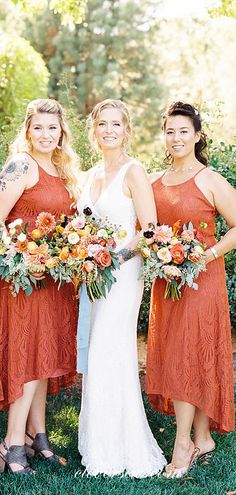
[163,447,200,479]
[0,439,35,475]
[197,448,215,464]
[25,432,67,466]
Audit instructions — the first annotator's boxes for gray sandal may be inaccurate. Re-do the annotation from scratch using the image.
[0,439,35,475]
[25,432,67,466]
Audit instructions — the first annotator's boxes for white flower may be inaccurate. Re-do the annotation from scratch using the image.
[2,231,11,246]
[157,247,172,264]
[97,229,108,239]
[8,218,23,229]
[68,232,80,245]
[163,265,182,279]
[17,233,26,242]
[193,245,204,254]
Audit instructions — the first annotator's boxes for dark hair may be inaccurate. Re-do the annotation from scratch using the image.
[163,101,208,166]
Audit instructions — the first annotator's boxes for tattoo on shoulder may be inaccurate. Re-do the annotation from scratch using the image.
[0,158,29,191]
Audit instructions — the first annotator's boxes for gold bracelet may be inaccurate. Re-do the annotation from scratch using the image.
[210,246,218,259]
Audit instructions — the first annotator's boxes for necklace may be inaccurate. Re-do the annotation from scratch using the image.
[169,163,196,173]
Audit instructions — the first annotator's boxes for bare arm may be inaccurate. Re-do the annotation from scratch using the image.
[0,155,30,221]
[204,172,236,263]
[118,163,157,262]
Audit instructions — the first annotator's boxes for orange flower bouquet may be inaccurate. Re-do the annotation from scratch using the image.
[138,221,207,300]
[0,208,122,300]
[47,206,122,301]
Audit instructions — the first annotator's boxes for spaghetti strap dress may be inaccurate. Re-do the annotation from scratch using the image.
[0,158,78,410]
[146,168,235,434]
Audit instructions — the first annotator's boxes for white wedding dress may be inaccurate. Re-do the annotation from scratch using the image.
[77,161,167,477]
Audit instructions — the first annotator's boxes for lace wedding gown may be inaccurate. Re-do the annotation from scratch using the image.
[77,161,167,477]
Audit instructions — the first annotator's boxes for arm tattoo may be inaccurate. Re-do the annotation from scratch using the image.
[0,158,29,191]
[118,248,136,262]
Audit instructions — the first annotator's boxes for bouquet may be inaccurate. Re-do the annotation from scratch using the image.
[47,206,123,301]
[0,208,123,300]
[138,220,207,300]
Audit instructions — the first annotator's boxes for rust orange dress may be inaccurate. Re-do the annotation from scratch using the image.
[0,164,78,410]
[146,169,235,434]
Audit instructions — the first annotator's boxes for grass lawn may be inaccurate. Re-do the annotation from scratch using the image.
[0,386,235,495]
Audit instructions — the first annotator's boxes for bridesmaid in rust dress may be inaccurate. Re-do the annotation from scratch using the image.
[0,99,78,474]
[146,102,236,478]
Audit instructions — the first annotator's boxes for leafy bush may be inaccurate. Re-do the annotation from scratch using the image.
[0,34,49,128]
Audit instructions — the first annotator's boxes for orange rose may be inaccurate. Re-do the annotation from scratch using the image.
[83,260,95,272]
[188,252,202,263]
[31,229,42,240]
[59,246,69,260]
[45,257,59,268]
[170,244,185,264]
[94,249,112,268]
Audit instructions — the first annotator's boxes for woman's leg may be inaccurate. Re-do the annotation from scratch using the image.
[26,379,53,458]
[171,400,196,468]
[193,408,215,455]
[0,379,39,472]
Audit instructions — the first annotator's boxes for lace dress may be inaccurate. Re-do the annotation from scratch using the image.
[77,162,167,477]
[146,169,235,434]
[0,163,78,409]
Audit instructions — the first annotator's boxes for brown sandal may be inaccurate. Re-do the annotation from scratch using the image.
[0,439,35,475]
[25,432,67,466]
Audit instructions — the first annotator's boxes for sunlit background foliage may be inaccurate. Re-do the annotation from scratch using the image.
[0,0,235,328]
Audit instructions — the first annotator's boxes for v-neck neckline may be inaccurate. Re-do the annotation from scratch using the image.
[89,160,134,207]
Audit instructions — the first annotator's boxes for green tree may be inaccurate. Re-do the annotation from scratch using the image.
[11,0,87,25]
[23,0,165,154]
[209,0,236,18]
[0,34,49,127]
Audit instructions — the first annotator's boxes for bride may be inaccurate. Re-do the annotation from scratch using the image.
[77,99,166,477]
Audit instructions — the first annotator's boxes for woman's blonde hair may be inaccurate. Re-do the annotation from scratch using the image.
[88,99,132,151]
[9,98,79,199]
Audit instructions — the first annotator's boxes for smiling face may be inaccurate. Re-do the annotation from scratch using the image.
[27,112,62,155]
[164,114,201,160]
[94,107,126,151]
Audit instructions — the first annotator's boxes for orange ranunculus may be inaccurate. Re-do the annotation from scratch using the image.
[94,249,112,268]
[77,247,88,259]
[45,257,59,268]
[83,260,95,272]
[59,246,70,261]
[71,245,81,258]
[188,252,202,264]
[170,244,185,264]
[27,241,38,253]
[31,229,42,240]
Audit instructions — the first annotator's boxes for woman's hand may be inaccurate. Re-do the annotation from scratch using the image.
[29,271,46,281]
[204,248,217,265]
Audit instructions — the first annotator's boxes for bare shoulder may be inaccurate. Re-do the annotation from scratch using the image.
[200,167,233,189]
[149,170,165,184]
[0,153,31,187]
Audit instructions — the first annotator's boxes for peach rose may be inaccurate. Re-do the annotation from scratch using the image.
[188,252,202,263]
[45,257,59,268]
[59,246,70,261]
[94,249,112,268]
[83,260,95,272]
[170,244,185,264]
